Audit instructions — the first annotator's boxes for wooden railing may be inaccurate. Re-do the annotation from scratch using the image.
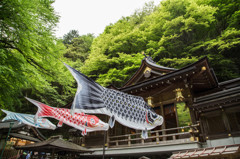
[108,124,199,148]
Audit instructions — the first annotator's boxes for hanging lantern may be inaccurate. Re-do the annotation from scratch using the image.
[174,88,184,102]
[147,96,154,107]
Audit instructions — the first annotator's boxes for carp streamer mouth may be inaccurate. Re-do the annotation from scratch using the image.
[99,123,105,127]
[153,116,163,125]
[146,110,162,125]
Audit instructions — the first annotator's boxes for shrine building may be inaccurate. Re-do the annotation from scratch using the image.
[71,56,240,159]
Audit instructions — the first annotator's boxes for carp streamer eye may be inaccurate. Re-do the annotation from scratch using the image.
[90,118,95,124]
[150,113,158,119]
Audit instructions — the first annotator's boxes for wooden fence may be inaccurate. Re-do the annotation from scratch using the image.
[107,124,199,148]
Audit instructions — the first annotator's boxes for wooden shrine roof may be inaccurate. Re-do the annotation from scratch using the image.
[9,133,41,142]
[123,56,177,87]
[193,77,240,112]
[120,57,218,94]
[15,135,93,153]
[0,120,25,129]
[0,120,46,141]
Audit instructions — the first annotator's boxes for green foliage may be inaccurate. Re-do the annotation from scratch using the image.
[64,33,94,62]
[82,52,144,87]
[0,49,25,110]
[176,102,191,127]
[62,30,80,45]
[95,53,144,87]
[158,57,199,68]
[82,0,240,86]
[0,0,75,116]
[81,2,156,86]
[144,0,217,60]
[130,1,157,25]
[1,0,240,119]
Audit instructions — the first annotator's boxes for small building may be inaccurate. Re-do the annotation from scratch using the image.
[15,135,93,159]
[0,120,45,148]
[68,56,240,159]
[0,120,46,158]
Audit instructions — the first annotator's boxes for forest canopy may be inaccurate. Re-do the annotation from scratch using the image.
[0,0,239,117]
[81,0,240,87]
[0,0,75,114]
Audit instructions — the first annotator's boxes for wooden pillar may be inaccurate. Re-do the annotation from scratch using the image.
[222,110,231,133]
[173,135,176,140]
[51,149,55,159]
[141,137,144,145]
[102,131,107,159]
[160,103,166,129]
[201,116,209,141]
[106,130,109,148]
[174,102,179,128]
[199,116,205,142]
[160,103,166,141]
[185,81,197,125]
[81,136,85,147]
[189,107,197,124]
[156,132,159,143]
[128,135,131,146]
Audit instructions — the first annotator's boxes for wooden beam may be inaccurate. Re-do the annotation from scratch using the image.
[151,83,177,98]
